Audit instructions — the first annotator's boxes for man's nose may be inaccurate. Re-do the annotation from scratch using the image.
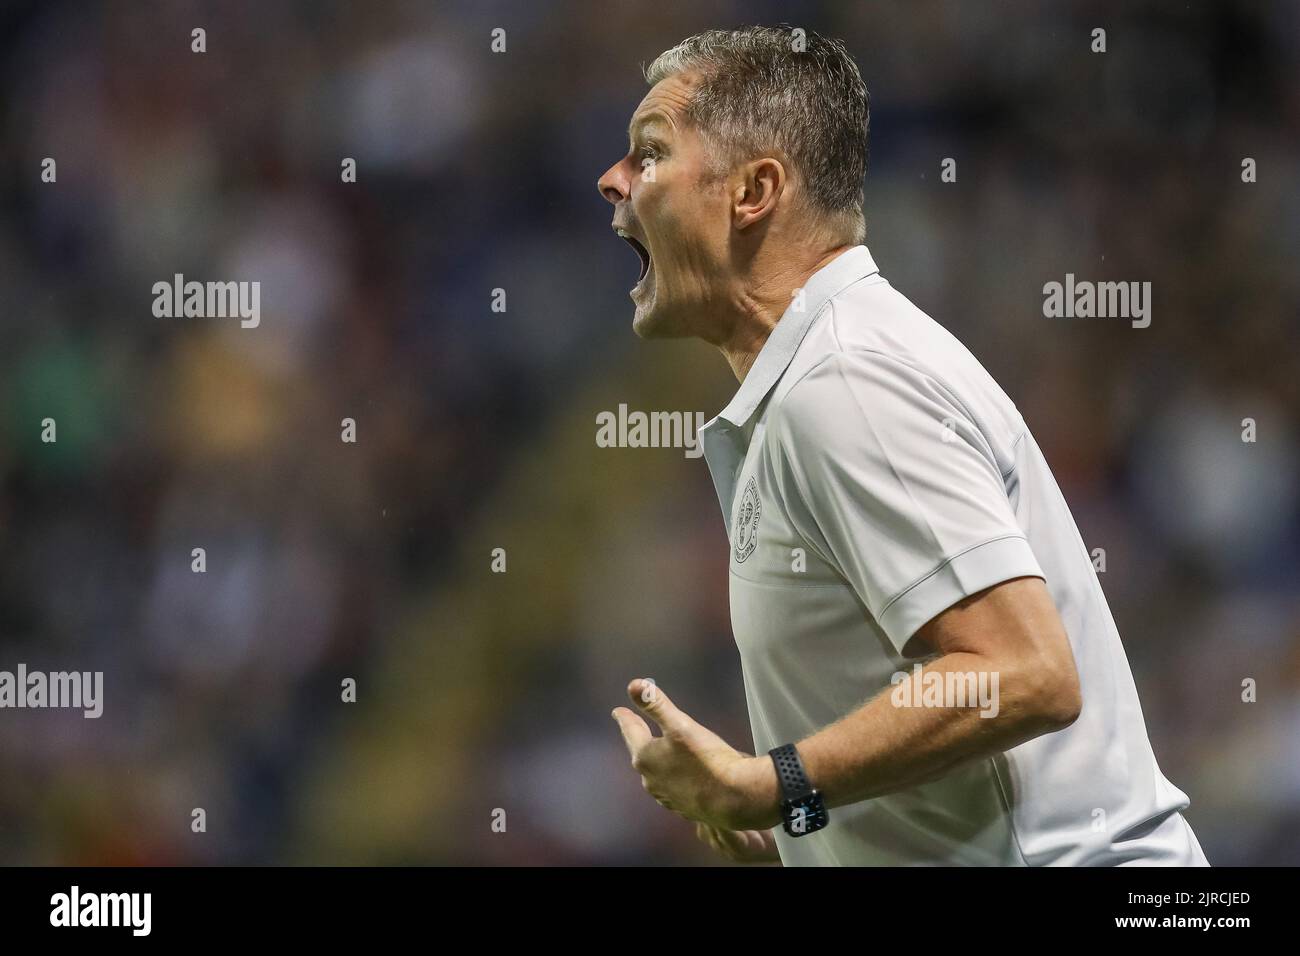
[598,160,629,205]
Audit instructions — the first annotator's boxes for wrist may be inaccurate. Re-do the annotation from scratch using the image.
[768,742,830,837]
[723,755,782,831]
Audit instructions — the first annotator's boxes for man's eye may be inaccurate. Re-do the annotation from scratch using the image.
[639,145,660,161]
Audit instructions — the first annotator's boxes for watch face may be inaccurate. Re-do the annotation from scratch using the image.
[783,793,829,837]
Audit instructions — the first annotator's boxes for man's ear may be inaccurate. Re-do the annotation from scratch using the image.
[732,157,786,231]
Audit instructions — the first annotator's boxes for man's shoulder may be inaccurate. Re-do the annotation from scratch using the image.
[828,277,992,386]
[772,279,992,418]
[768,280,1028,461]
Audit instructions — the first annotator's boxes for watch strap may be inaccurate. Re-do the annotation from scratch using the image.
[768,743,813,801]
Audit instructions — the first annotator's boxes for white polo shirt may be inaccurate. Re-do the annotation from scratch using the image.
[700,245,1208,866]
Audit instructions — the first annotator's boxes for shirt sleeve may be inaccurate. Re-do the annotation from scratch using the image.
[769,349,1044,656]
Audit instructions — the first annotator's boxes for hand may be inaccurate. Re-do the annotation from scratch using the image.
[695,822,782,864]
[611,678,781,831]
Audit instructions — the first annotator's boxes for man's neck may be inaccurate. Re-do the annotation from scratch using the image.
[718,243,854,383]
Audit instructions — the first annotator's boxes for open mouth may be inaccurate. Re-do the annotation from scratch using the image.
[616,228,651,284]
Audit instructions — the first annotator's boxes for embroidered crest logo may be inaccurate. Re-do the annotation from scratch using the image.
[733,477,762,563]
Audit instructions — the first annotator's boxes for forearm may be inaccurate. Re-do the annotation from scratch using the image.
[797,651,1073,810]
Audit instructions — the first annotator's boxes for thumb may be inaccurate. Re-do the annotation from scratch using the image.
[628,678,692,736]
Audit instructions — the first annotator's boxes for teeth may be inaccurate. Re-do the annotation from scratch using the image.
[617,229,630,238]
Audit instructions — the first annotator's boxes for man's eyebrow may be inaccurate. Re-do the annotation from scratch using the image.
[628,115,670,141]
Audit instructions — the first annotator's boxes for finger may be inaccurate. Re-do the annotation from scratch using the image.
[713,827,752,855]
[714,827,773,862]
[611,707,653,758]
[696,822,728,858]
[627,678,691,737]
[738,829,781,861]
[703,826,724,857]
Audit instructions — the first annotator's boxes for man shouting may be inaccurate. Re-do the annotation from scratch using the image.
[600,25,1207,867]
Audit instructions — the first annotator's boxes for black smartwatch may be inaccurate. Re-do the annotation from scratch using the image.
[768,743,829,837]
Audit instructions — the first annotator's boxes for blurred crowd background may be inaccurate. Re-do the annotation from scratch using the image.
[0,0,1297,865]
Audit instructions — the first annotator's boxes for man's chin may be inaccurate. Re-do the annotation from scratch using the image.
[631,297,692,339]
[631,308,702,343]
[632,309,682,339]
[630,296,657,338]
[631,307,661,339]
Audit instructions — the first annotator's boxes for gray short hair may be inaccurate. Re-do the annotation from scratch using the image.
[645,25,869,244]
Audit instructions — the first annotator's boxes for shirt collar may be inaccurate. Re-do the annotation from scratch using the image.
[711,245,880,430]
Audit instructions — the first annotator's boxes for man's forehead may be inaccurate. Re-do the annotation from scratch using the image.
[629,73,699,135]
